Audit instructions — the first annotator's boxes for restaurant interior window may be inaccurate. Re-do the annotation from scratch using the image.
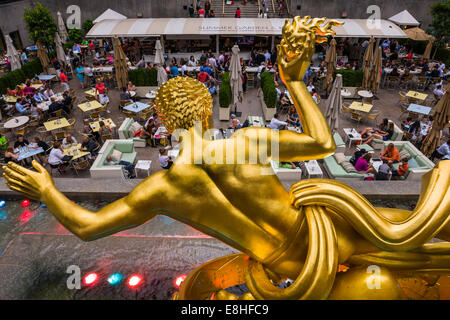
[0,29,5,54]
[9,31,23,51]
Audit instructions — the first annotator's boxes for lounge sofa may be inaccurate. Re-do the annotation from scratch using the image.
[118,118,147,148]
[323,155,365,179]
[271,161,303,183]
[369,121,403,150]
[334,132,346,154]
[90,140,137,179]
[380,141,435,181]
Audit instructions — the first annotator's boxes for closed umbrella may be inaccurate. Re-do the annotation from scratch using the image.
[36,40,50,71]
[362,37,375,90]
[5,35,21,71]
[324,38,337,93]
[423,38,434,61]
[229,44,243,114]
[154,39,165,66]
[404,27,433,41]
[369,46,383,93]
[157,65,168,87]
[421,83,450,157]
[54,32,66,68]
[325,74,343,133]
[113,37,128,89]
[57,11,68,44]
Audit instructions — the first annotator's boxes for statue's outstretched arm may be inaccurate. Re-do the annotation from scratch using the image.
[3,161,165,241]
[275,17,342,161]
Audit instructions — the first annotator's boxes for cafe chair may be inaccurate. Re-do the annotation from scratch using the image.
[53,109,63,118]
[89,111,101,121]
[53,131,66,141]
[366,110,381,125]
[342,103,352,114]
[350,112,363,124]
[101,134,112,143]
[416,77,428,91]
[399,104,409,120]
[397,91,408,107]
[72,158,90,176]
[14,125,29,137]
[67,118,76,131]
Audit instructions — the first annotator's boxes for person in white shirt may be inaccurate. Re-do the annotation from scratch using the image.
[159,148,173,170]
[269,114,288,130]
[307,81,315,93]
[432,140,450,161]
[48,142,68,172]
[62,134,78,149]
[433,84,445,100]
[264,50,271,62]
[44,88,55,100]
[181,62,188,76]
[209,56,217,69]
[188,56,197,67]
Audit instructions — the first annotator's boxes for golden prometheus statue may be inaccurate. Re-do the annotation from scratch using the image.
[4,16,450,300]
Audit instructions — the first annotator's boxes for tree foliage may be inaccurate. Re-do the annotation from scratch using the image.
[82,19,94,34]
[23,2,57,47]
[68,28,84,44]
[428,0,450,47]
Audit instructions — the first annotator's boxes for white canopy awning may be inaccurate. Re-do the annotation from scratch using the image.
[87,18,407,39]
[93,9,127,24]
[388,10,420,27]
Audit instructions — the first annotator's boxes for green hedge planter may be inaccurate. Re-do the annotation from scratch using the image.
[334,69,363,87]
[128,68,158,87]
[219,72,232,108]
[0,59,43,94]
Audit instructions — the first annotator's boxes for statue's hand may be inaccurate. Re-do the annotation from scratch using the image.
[278,16,343,82]
[3,160,55,202]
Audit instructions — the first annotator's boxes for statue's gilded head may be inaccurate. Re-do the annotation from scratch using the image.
[154,77,213,133]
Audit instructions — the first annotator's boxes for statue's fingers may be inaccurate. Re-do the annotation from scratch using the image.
[6,182,40,200]
[5,177,37,194]
[7,162,34,176]
[32,160,46,174]
[3,168,30,184]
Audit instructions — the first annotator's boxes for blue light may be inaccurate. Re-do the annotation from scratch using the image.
[0,211,6,220]
[0,200,6,208]
[41,203,46,208]
[107,273,123,286]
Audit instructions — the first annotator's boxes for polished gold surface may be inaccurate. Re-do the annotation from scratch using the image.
[3,16,450,300]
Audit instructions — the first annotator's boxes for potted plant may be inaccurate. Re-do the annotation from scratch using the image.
[219,72,232,121]
[260,72,277,121]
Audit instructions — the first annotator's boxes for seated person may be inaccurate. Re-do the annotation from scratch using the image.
[350,148,368,166]
[62,134,78,149]
[15,98,30,115]
[61,92,72,113]
[81,136,99,157]
[14,135,29,149]
[14,86,25,98]
[279,92,291,107]
[360,118,389,138]
[376,159,391,181]
[29,137,50,166]
[363,122,395,145]
[229,114,242,130]
[43,87,55,100]
[119,87,132,102]
[33,91,47,103]
[286,106,301,127]
[23,82,35,96]
[431,140,450,161]
[127,82,137,93]
[4,147,19,164]
[306,81,315,93]
[433,84,445,100]
[380,143,401,165]
[354,153,374,174]
[159,148,173,170]
[98,121,112,137]
[391,158,409,179]
[269,113,287,130]
[208,81,217,95]
[48,97,63,116]
[104,155,135,179]
[48,142,68,172]
[402,117,413,132]
[29,102,43,122]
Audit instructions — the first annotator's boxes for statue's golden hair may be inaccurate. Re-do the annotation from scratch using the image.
[154,77,213,133]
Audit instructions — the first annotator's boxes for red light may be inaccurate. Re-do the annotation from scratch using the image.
[21,200,30,208]
[127,274,143,288]
[20,209,34,223]
[174,274,187,288]
[83,273,99,286]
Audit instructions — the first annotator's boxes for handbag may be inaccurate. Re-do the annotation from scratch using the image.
[62,155,73,162]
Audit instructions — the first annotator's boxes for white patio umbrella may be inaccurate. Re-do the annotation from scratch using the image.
[157,65,168,87]
[57,11,68,44]
[154,39,165,65]
[5,35,21,71]
[325,74,343,133]
[54,32,66,67]
[229,44,243,110]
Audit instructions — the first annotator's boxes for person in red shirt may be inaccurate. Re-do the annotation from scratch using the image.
[59,71,69,91]
[197,70,210,83]
[235,7,241,18]
[95,80,110,105]
[392,158,409,179]
[198,7,205,17]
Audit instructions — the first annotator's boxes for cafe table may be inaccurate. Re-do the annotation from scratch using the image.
[63,144,90,161]
[4,116,29,129]
[90,118,116,132]
[123,102,151,113]
[85,89,97,97]
[19,83,43,90]
[15,144,44,162]
[407,104,432,116]
[406,91,428,101]
[4,96,17,103]
[44,118,70,131]
[349,101,373,113]
[247,116,265,127]
[78,100,103,113]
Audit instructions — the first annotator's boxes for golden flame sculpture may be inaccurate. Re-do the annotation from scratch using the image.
[3,17,450,300]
